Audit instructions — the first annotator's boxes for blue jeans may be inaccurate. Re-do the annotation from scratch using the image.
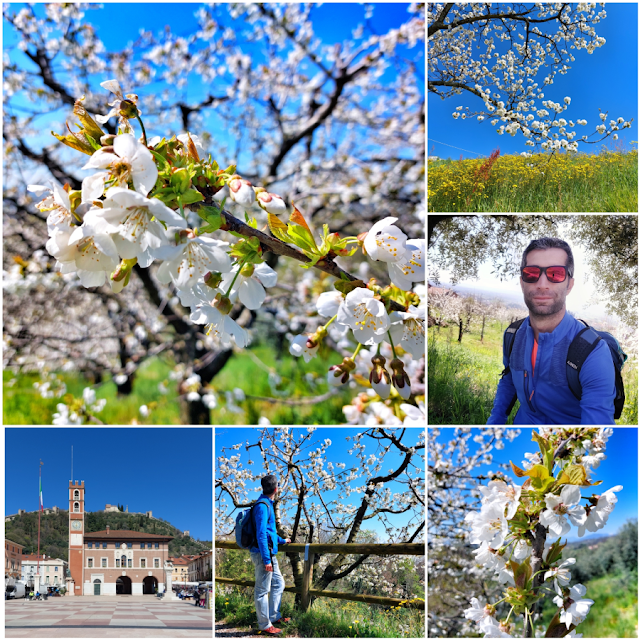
[250,551,285,630]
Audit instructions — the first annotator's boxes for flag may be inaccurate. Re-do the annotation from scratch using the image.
[39,475,43,511]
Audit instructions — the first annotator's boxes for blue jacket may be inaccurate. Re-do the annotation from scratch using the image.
[487,313,615,425]
[249,494,287,565]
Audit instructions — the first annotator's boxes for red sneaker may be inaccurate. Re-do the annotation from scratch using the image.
[272,618,291,624]
[262,626,282,635]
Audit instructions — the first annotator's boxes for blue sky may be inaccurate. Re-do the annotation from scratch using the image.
[215,427,424,542]
[5,428,213,541]
[428,3,638,159]
[3,3,423,172]
[429,427,638,542]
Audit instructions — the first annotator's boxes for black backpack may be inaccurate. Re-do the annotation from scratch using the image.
[501,318,627,420]
[236,498,273,552]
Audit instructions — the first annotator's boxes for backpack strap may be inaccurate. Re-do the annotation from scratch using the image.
[502,318,526,418]
[566,326,602,400]
[251,499,273,550]
[501,318,527,379]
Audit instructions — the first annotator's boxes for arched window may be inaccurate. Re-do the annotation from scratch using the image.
[121,555,127,568]
[74,502,80,513]
[74,490,79,499]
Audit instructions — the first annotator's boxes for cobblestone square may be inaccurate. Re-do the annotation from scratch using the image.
[5,596,213,638]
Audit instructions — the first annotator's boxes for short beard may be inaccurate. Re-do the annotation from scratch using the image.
[523,293,565,317]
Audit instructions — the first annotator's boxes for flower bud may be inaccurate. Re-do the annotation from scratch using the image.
[390,358,411,400]
[240,263,255,278]
[214,293,233,315]
[327,364,349,387]
[204,271,223,289]
[308,325,328,348]
[256,189,287,215]
[170,167,192,193]
[228,175,256,206]
[369,355,391,400]
[119,99,140,119]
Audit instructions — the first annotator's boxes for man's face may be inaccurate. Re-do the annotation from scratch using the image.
[520,248,574,317]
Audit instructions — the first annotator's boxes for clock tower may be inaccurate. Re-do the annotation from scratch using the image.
[68,481,85,596]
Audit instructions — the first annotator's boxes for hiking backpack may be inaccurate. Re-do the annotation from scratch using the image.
[235,498,272,550]
[501,318,627,420]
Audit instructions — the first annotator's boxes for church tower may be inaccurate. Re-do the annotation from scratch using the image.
[68,481,85,596]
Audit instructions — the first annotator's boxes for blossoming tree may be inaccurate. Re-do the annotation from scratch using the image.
[428,427,521,637]
[216,426,425,599]
[3,3,425,424]
[428,3,633,156]
[462,427,621,638]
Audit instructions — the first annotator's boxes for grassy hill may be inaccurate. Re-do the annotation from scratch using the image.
[428,148,638,212]
[5,510,211,561]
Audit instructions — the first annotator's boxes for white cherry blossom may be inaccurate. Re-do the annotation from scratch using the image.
[540,485,586,536]
[337,288,390,345]
[190,303,249,348]
[221,262,277,310]
[388,238,424,290]
[153,234,231,290]
[363,216,408,263]
[81,133,157,197]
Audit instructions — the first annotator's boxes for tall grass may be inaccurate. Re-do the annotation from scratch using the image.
[215,585,424,638]
[428,148,638,212]
[427,320,638,425]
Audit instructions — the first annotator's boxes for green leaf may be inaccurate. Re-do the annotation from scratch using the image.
[267,213,290,243]
[197,205,223,232]
[179,188,205,206]
[244,211,258,229]
[287,222,319,253]
[149,147,170,170]
[556,464,602,487]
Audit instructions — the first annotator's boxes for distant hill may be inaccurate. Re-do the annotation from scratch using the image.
[5,510,212,561]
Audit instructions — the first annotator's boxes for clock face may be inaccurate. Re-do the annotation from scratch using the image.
[71,520,82,531]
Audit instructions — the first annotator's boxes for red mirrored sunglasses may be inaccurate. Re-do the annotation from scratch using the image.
[520,265,570,283]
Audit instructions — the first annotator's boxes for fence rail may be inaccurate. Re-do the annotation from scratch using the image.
[215,539,425,612]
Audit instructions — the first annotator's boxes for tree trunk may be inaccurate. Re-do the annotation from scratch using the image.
[481,315,486,342]
[458,319,463,343]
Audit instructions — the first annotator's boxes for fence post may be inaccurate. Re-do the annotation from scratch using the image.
[301,552,315,612]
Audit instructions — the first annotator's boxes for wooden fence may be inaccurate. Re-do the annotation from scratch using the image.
[215,539,425,612]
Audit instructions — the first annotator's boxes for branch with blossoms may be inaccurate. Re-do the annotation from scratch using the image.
[428,3,634,156]
[30,80,425,407]
[463,427,622,638]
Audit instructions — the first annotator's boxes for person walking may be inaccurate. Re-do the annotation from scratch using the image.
[249,475,291,635]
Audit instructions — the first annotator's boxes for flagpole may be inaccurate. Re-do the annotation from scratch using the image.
[37,460,44,583]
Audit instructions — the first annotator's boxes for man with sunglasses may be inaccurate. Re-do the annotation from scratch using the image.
[487,237,615,424]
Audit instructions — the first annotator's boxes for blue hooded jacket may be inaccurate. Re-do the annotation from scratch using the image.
[249,494,287,566]
[487,312,616,425]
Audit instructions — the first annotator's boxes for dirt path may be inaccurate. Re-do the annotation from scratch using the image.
[215,619,300,638]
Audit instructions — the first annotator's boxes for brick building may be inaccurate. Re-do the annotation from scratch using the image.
[5,539,24,581]
[67,480,173,596]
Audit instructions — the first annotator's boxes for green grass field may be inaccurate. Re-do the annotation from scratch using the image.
[428,319,638,425]
[428,148,638,212]
[216,585,425,638]
[3,344,353,425]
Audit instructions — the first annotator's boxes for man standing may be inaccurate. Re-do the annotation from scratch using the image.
[249,475,291,635]
[488,237,616,424]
